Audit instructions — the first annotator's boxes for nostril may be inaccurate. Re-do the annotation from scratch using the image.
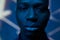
[27,18,38,22]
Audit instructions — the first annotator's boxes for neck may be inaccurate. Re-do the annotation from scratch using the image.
[18,30,49,40]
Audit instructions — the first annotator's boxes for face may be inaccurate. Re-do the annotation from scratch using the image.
[16,0,50,33]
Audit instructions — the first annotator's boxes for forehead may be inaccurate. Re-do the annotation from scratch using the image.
[18,0,48,4]
[21,0,43,3]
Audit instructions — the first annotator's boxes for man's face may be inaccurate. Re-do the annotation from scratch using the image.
[17,0,50,31]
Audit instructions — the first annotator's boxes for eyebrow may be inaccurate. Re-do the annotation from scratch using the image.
[33,3,43,7]
[19,2,44,6]
[18,3,29,8]
[33,2,48,7]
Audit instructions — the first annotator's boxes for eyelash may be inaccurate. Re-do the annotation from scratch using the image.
[18,6,48,12]
[19,7,28,11]
[36,7,48,12]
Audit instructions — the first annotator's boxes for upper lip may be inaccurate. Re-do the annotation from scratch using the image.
[25,25,40,28]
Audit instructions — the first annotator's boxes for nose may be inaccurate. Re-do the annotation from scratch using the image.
[26,8,37,22]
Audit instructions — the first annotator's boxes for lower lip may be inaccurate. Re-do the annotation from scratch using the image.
[25,27,39,31]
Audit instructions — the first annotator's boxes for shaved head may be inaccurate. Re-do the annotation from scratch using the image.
[16,0,50,40]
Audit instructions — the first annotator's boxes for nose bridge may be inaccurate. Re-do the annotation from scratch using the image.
[28,7,35,18]
[26,7,38,22]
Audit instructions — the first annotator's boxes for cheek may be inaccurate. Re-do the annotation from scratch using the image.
[38,13,49,22]
[17,11,26,18]
[17,11,28,23]
[18,10,28,17]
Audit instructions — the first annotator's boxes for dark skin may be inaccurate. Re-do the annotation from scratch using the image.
[16,0,50,40]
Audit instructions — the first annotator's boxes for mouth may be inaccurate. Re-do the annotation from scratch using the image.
[23,23,41,31]
[25,27,39,31]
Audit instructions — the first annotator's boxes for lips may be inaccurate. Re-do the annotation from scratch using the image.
[23,22,41,31]
[25,27,38,31]
[21,25,41,36]
[23,23,40,28]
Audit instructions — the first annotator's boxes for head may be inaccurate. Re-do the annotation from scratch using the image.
[16,0,50,33]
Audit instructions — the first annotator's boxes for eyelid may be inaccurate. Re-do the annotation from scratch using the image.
[18,5,29,11]
[19,3,29,7]
[18,4,29,8]
[35,5,48,9]
[40,6,48,12]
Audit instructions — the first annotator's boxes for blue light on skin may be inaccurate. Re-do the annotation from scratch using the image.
[25,27,38,31]
[16,0,50,39]
[17,0,49,30]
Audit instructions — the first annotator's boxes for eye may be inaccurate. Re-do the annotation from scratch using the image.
[18,4,29,11]
[41,7,48,12]
[36,6,48,13]
[19,6,28,11]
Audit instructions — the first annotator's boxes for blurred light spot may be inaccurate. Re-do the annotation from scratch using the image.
[12,0,17,3]
[0,10,11,20]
